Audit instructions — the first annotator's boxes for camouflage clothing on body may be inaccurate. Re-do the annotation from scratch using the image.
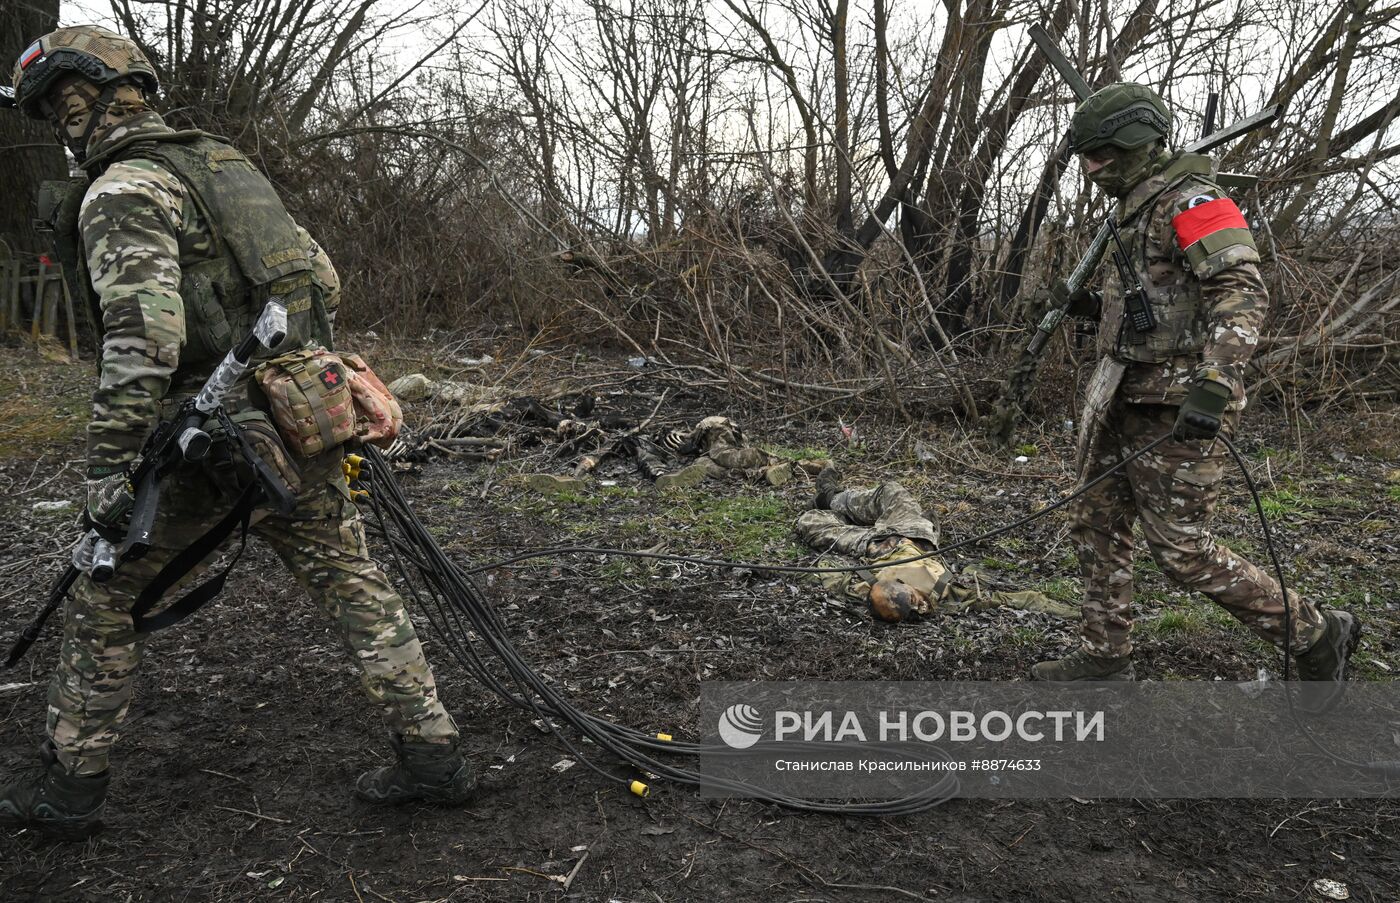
[1104,152,1266,409]
[684,416,776,473]
[51,470,457,776]
[1070,148,1327,658]
[797,482,1075,619]
[43,111,456,777]
[1070,399,1325,657]
[78,112,339,479]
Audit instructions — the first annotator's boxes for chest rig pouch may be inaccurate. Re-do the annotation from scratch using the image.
[116,135,330,372]
[1101,156,1218,364]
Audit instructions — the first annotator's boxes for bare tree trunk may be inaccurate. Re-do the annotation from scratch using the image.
[830,0,852,240]
[0,0,66,257]
[1271,0,1369,235]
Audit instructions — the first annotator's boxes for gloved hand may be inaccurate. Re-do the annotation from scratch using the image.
[71,529,99,572]
[86,470,134,529]
[1049,280,1103,318]
[1173,376,1231,441]
[71,528,118,580]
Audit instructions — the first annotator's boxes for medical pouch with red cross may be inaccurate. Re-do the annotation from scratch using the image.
[255,348,357,458]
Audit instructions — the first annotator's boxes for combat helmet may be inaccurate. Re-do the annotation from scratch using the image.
[1069,82,1172,154]
[12,25,158,120]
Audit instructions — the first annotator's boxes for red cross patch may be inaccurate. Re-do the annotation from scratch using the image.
[320,366,342,389]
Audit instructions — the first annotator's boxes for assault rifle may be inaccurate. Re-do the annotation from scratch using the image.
[5,300,296,667]
[1027,220,1112,355]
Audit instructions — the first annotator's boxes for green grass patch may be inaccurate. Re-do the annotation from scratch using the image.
[1008,626,1043,648]
[1040,577,1080,603]
[1257,481,1363,519]
[679,492,796,560]
[1331,586,1379,609]
[761,443,828,463]
[1260,487,1310,519]
[1146,608,1208,636]
[978,555,1025,573]
[1143,601,1240,638]
[1134,557,1162,577]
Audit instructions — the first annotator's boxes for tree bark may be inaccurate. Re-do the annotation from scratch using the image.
[0,0,66,258]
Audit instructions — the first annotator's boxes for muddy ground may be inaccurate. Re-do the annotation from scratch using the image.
[1,339,1397,902]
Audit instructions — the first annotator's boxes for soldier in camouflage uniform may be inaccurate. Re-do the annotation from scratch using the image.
[0,27,472,840]
[1030,84,1360,696]
[799,469,1077,623]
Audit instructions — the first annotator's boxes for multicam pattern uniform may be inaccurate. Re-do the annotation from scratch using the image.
[797,483,1075,618]
[81,113,341,477]
[50,113,457,777]
[1070,156,1326,658]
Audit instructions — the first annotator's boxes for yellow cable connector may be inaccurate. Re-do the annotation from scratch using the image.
[344,455,368,501]
[629,780,651,798]
[655,733,672,742]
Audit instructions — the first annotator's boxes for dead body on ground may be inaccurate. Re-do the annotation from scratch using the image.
[798,469,1077,623]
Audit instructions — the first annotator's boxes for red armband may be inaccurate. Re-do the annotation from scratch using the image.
[1172,197,1248,250]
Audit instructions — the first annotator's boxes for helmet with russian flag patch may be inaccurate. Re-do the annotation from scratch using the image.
[12,26,158,119]
[1070,82,1172,154]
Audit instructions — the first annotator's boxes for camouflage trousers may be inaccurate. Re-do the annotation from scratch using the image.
[1069,400,1326,658]
[798,483,1074,618]
[795,482,941,557]
[47,465,458,777]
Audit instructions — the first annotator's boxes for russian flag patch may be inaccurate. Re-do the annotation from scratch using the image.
[19,41,44,69]
[1172,197,1248,250]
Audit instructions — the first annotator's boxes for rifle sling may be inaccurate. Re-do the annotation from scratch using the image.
[131,483,260,633]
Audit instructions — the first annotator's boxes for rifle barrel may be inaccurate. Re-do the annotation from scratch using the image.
[1066,222,1113,293]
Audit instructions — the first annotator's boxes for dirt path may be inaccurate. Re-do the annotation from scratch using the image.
[2,344,1397,902]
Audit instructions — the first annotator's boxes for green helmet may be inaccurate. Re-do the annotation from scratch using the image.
[12,25,158,119]
[1070,82,1171,154]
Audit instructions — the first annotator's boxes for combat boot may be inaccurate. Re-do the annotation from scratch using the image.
[355,735,476,805]
[1292,609,1361,713]
[812,465,844,510]
[1030,648,1135,682]
[0,741,109,840]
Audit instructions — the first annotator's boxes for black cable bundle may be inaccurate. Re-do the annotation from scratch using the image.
[357,445,962,815]
[357,433,1398,808]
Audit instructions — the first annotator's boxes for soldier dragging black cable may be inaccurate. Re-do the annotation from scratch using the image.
[0,26,474,840]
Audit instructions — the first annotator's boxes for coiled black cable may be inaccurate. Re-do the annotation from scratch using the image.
[361,430,1396,810]
[360,445,962,814]
[355,437,1176,813]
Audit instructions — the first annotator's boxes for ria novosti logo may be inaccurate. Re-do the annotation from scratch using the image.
[717,703,764,749]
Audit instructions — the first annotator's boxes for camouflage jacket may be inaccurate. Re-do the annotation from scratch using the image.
[1102,153,1266,409]
[76,112,339,478]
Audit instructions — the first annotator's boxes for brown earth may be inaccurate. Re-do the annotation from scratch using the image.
[1,340,1397,902]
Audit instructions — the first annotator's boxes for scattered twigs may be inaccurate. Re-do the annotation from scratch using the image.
[214,805,291,824]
